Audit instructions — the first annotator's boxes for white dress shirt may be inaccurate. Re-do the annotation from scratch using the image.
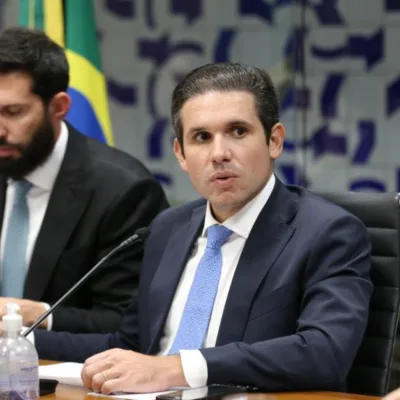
[0,122,68,330]
[158,173,276,387]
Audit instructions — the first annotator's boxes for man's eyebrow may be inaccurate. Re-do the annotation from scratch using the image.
[187,126,208,135]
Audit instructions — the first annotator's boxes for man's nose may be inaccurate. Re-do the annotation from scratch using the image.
[210,136,232,164]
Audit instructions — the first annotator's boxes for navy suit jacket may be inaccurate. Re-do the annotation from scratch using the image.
[36,179,373,392]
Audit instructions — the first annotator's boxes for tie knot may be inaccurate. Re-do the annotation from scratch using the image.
[14,180,32,199]
[206,224,232,249]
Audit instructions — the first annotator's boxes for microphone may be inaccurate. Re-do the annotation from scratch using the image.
[22,227,150,337]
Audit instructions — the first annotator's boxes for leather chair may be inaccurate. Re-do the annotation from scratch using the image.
[314,191,400,396]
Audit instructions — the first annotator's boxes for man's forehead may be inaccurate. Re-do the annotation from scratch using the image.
[181,91,257,123]
[184,89,255,104]
[0,71,33,91]
[0,72,35,102]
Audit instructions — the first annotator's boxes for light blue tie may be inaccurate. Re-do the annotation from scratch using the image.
[168,224,232,354]
[1,180,32,298]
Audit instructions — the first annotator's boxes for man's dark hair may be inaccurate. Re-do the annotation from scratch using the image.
[0,26,69,103]
[171,62,280,148]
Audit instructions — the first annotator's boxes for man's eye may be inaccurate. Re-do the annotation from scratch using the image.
[195,132,211,142]
[233,127,247,137]
[5,109,21,116]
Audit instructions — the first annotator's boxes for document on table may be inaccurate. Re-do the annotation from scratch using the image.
[39,362,83,386]
[39,362,189,399]
[89,386,207,400]
[88,390,174,399]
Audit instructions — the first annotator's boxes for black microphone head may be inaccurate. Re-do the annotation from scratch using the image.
[118,227,151,250]
[136,227,150,240]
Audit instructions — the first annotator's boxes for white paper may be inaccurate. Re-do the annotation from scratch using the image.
[39,362,84,386]
[39,364,190,400]
[88,390,174,399]
[88,386,206,399]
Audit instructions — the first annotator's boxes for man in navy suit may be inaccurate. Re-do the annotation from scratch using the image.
[34,63,373,395]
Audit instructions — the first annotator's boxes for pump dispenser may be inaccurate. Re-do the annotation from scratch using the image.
[0,302,39,399]
[3,302,22,334]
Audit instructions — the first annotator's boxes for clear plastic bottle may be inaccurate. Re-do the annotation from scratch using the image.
[0,303,39,399]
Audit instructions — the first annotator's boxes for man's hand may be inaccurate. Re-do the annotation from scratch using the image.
[0,298,47,328]
[81,349,188,395]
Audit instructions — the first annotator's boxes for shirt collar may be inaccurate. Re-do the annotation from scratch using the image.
[202,173,276,239]
[22,121,68,191]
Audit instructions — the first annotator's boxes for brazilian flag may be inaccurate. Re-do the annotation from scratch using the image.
[19,0,113,145]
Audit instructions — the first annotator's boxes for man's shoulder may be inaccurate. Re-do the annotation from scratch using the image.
[70,128,154,184]
[288,184,367,232]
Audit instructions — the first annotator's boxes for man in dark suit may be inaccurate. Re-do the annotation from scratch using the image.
[34,63,372,394]
[0,27,168,333]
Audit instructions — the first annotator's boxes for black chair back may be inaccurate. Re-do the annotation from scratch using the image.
[315,191,400,396]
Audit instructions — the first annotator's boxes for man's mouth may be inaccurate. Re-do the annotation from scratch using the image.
[0,146,18,156]
[211,172,238,181]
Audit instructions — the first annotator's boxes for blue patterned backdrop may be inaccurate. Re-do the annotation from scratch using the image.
[1,0,400,203]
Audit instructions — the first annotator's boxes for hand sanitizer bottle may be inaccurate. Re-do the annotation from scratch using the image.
[0,303,39,399]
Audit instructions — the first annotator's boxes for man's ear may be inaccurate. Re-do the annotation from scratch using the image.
[268,122,285,161]
[49,92,71,121]
[173,138,188,172]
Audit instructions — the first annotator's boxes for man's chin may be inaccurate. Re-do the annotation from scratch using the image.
[0,162,28,179]
[210,194,244,211]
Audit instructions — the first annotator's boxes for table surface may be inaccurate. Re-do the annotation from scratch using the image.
[39,360,382,400]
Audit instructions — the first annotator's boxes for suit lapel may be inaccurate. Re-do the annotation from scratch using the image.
[147,203,205,353]
[216,179,298,345]
[24,127,94,300]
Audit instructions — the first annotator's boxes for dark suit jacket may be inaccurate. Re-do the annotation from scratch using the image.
[35,178,372,392]
[0,124,168,333]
